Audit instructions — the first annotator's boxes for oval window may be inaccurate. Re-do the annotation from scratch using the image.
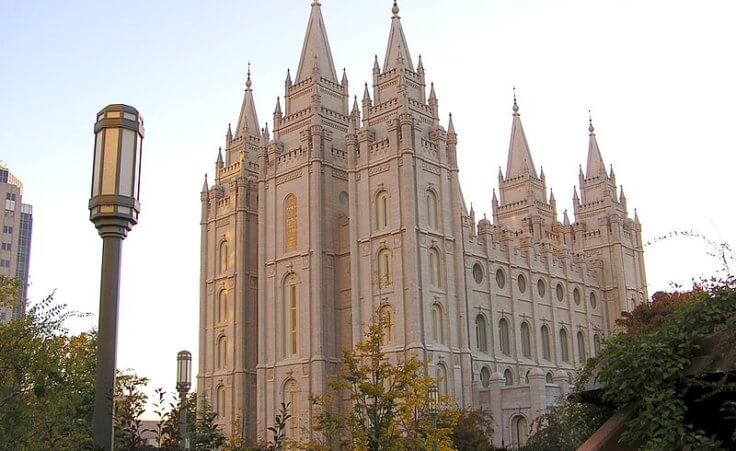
[556,283,564,302]
[573,288,581,305]
[517,274,526,293]
[495,268,505,289]
[472,263,484,284]
[590,291,597,309]
[537,279,546,297]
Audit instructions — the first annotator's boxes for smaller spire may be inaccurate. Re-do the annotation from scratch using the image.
[498,166,504,181]
[573,185,580,202]
[447,113,455,134]
[226,123,232,140]
[540,166,546,181]
[373,54,380,72]
[285,68,292,86]
[274,97,282,116]
[492,188,498,203]
[216,147,224,165]
[634,208,640,224]
[351,95,360,116]
[417,54,424,72]
[610,164,616,179]
[549,187,555,202]
[201,173,209,193]
[246,61,252,90]
[341,68,348,86]
[619,185,627,202]
[579,164,584,178]
[429,82,437,101]
[563,209,571,226]
[363,82,371,102]
[470,202,475,215]
[263,123,270,142]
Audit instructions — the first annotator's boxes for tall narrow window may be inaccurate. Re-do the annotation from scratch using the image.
[218,289,228,323]
[475,314,488,352]
[577,331,587,363]
[560,328,570,363]
[429,247,441,288]
[285,194,297,252]
[378,249,392,288]
[504,369,514,386]
[520,321,532,358]
[432,304,444,344]
[375,190,389,230]
[217,336,228,368]
[379,306,393,345]
[541,325,551,360]
[436,364,448,395]
[427,190,438,229]
[284,275,298,356]
[219,240,229,273]
[593,334,601,356]
[499,318,511,356]
[284,380,300,438]
[216,385,226,420]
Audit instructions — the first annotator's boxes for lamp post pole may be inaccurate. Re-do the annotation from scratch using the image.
[177,350,193,450]
[428,384,439,451]
[89,104,144,451]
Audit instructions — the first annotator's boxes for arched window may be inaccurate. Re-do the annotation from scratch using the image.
[429,247,441,288]
[379,306,393,345]
[577,331,587,363]
[480,367,491,388]
[219,240,229,273]
[520,321,532,358]
[216,385,226,420]
[217,335,228,369]
[573,287,581,305]
[375,190,389,230]
[284,274,298,356]
[218,289,228,324]
[503,368,514,386]
[432,304,444,344]
[284,194,297,252]
[499,318,511,356]
[427,190,438,229]
[546,372,553,384]
[475,314,488,353]
[284,380,300,437]
[541,324,551,360]
[593,334,601,356]
[560,328,570,363]
[517,274,527,293]
[511,415,529,447]
[378,249,392,288]
[436,364,448,395]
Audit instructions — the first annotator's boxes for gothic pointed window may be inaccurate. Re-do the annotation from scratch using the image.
[217,335,228,369]
[284,274,298,357]
[432,304,444,344]
[436,363,448,395]
[429,247,441,288]
[426,189,438,229]
[218,289,228,324]
[504,368,514,386]
[560,328,570,363]
[475,314,488,353]
[520,321,532,358]
[284,194,297,252]
[379,306,393,345]
[499,318,511,356]
[541,325,551,360]
[216,385,226,419]
[480,366,491,388]
[577,331,587,363]
[284,380,300,438]
[375,190,389,230]
[219,240,229,273]
[378,249,392,288]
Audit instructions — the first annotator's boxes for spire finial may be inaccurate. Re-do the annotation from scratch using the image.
[392,0,400,18]
[512,86,519,114]
[588,109,595,133]
[312,0,320,6]
[246,62,252,89]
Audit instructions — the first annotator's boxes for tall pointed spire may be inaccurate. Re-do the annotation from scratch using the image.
[295,0,338,83]
[383,1,414,72]
[236,62,261,139]
[585,111,606,179]
[505,88,538,179]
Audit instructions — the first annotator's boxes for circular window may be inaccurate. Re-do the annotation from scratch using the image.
[517,274,526,293]
[480,367,491,388]
[537,279,546,297]
[556,283,564,302]
[338,191,348,205]
[472,263,484,284]
[573,288,581,305]
[590,292,597,309]
[495,268,505,289]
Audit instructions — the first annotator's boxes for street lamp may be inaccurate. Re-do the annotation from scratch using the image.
[89,104,143,451]
[428,384,439,451]
[177,350,193,450]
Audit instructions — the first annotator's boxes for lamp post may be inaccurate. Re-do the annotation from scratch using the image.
[428,384,439,451]
[176,350,193,450]
[89,104,143,451]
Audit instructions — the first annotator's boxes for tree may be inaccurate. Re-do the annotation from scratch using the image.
[450,409,495,451]
[114,371,150,450]
[312,312,459,451]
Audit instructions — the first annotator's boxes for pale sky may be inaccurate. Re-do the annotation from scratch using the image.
[2,0,735,416]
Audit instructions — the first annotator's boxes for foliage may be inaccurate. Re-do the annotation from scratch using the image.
[524,396,613,451]
[114,371,150,449]
[311,311,459,451]
[267,402,292,450]
[190,397,226,450]
[593,278,736,450]
[450,409,494,451]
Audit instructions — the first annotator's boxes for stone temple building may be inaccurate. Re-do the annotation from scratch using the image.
[197,1,647,447]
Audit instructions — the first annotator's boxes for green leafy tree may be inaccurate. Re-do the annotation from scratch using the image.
[450,409,495,451]
[114,371,150,450]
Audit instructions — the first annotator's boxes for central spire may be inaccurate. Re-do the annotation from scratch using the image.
[505,90,538,179]
[585,112,607,179]
[295,0,338,83]
[235,62,261,139]
[383,0,414,72]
